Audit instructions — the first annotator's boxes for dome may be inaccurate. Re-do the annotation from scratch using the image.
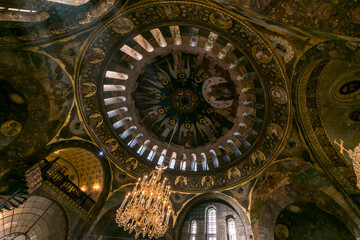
[76,1,290,191]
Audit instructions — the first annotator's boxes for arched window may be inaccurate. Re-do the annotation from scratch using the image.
[206,207,217,240]
[169,152,177,169]
[189,220,197,240]
[228,218,237,240]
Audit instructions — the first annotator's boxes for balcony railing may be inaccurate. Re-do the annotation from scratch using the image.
[40,158,95,211]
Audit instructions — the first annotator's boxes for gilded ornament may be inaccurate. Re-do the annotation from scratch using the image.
[105,139,119,152]
[201,176,214,187]
[85,48,106,64]
[125,157,138,170]
[252,45,272,63]
[227,167,241,180]
[156,5,180,19]
[175,176,188,186]
[333,76,360,102]
[209,13,232,29]
[267,123,283,141]
[111,18,134,34]
[270,86,288,104]
[251,150,266,165]
[1,120,22,137]
[89,114,103,128]
[82,82,97,97]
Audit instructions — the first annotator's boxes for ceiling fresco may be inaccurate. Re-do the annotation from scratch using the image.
[0,0,125,46]
[133,52,238,148]
[1,0,360,239]
[76,1,291,192]
[293,40,360,204]
[212,0,360,38]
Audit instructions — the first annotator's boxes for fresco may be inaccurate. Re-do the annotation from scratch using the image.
[275,202,355,240]
[133,53,237,147]
[0,50,72,180]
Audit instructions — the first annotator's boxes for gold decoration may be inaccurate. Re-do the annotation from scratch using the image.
[334,139,360,189]
[267,123,284,141]
[227,167,241,180]
[175,176,188,186]
[105,139,119,152]
[125,157,138,170]
[85,48,106,64]
[111,18,134,34]
[116,165,172,239]
[156,6,180,19]
[251,150,266,165]
[209,13,232,29]
[270,86,288,104]
[83,82,97,97]
[1,120,22,137]
[252,45,272,63]
[89,113,103,128]
[201,176,214,187]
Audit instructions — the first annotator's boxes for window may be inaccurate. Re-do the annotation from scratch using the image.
[206,208,216,240]
[228,218,237,240]
[189,220,197,240]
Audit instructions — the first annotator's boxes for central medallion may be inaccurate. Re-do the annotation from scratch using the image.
[133,52,238,147]
[171,88,199,114]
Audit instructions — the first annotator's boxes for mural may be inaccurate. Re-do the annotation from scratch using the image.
[275,202,355,240]
[133,53,237,147]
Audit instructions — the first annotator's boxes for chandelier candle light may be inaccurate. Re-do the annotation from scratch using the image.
[116,165,172,239]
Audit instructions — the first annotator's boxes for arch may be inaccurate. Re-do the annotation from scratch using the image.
[292,40,360,204]
[44,147,105,202]
[0,196,69,239]
[257,184,360,240]
[173,193,253,240]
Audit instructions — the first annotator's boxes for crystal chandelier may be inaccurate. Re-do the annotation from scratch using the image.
[335,139,360,189]
[115,165,172,239]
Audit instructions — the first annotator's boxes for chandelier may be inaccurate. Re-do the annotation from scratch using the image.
[115,165,172,239]
[334,139,360,189]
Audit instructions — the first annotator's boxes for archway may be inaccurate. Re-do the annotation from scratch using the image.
[174,193,253,239]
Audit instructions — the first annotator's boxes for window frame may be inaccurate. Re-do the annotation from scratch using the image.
[206,206,217,240]
[227,217,237,240]
[189,219,197,240]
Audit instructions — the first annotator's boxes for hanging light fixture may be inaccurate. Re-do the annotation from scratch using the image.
[116,115,181,239]
[115,165,172,239]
